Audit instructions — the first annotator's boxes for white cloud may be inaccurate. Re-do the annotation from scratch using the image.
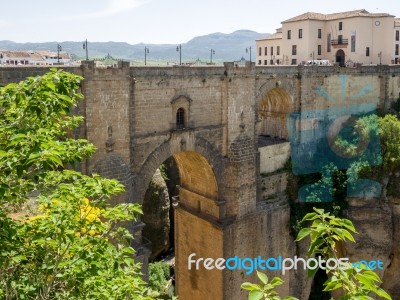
[105,0,143,15]
[55,0,145,21]
[0,20,10,28]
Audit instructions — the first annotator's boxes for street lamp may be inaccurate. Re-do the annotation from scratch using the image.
[57,44,62,64]
[144,47,149,65]
[245,47,252,63]
[82,39,88,60]
[176,44,182,65]
[210,49,215,64]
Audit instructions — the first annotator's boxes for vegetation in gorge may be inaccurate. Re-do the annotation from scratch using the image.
[0,70,156,299]
[242,208,392,300]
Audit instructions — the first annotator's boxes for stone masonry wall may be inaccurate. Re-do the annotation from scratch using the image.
[1,64,400,299]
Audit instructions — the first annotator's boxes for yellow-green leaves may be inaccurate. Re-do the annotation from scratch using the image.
[241,271,298,300]
[295,208,392,300]
[0,71,156,299]
[295,207,356,257]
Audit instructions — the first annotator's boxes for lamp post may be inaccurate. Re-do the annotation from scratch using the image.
[57,44,62,64]
[210,49,215,64]
[82,39,88,60]
[246,47,252,63]
[144,47,149,65]
[176,44,182,65]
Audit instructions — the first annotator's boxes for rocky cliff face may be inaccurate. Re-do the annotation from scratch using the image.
[345,198,400,298]
[381,202,400,298]
[142,169,171,261]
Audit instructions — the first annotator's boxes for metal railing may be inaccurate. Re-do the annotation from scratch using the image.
[331,38,349,45]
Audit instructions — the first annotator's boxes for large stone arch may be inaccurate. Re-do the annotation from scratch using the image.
[259,87,293,140]
[133,135,227,299]
[133,136,225,207]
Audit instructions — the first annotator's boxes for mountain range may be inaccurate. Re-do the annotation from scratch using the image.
[0,30,269,63]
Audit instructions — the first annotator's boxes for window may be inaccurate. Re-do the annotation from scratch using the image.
[259,47,261,56]
[318,45,322,55]
[258,60,261,65]
[366,47,370,57]
[270,59,274,65]
[287,30,291,39]
[299,29,303,39]
[291,59,297,65]
[176,108,185,129]
[271,47,274,56]
[264,60,268,65]
[339,22,343,30]
[327,33,331,52]
[396,30,399,41]
[338,35,343,45]
[396,44,399,56]
[318,29,322,39]
[264,47,268,55]
[351,34,356,52]
[277,46,280,55]
[292,45,297,55]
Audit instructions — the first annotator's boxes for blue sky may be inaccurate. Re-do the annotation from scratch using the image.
[2,0,399,44]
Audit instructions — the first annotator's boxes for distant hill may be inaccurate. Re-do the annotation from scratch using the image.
[0,30,269,63]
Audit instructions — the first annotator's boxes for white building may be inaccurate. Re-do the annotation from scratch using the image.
[0,50,72,66]
[0,51,43,65]
[36,50,72,65]
[256,9,400,66]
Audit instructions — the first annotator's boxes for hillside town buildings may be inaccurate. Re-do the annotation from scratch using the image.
[256,9,400,66]
[0,50,72,66]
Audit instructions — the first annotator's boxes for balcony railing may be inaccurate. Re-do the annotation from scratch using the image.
[331,38,349,46]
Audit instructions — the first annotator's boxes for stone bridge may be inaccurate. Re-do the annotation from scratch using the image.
[1,62,400,299]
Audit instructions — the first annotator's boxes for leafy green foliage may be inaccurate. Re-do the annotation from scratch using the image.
[288,167,348,237]
[333,114,380,159]
[378,114,400,173]
[296,207,356,257]
[0,70,156,299]
[159,164,169,181]
[148,261,172,295]
[333,114,400,198]
[242,209,392,299]
[296,208,391,300]
[241,271,298,300]
[0,70,95,205]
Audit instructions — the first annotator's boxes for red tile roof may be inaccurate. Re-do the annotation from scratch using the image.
[282,9,394,23]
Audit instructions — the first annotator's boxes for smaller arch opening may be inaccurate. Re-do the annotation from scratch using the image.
[258,87,292,140]
[176,108,185,129]
[335,49,345,67]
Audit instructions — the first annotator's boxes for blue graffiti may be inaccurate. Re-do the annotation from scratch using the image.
[287,75,382,202]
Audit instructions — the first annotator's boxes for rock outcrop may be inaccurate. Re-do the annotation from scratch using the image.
[142,169,171,261]
[382,203,400,298]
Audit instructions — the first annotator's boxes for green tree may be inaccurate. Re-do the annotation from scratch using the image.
[241,271,298,300]
[0,69,155,299]
[296,208,391,300]
[241,208,392,299]
[334,114,400,200]
[376,114,400,198]
[148,261,175,298]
